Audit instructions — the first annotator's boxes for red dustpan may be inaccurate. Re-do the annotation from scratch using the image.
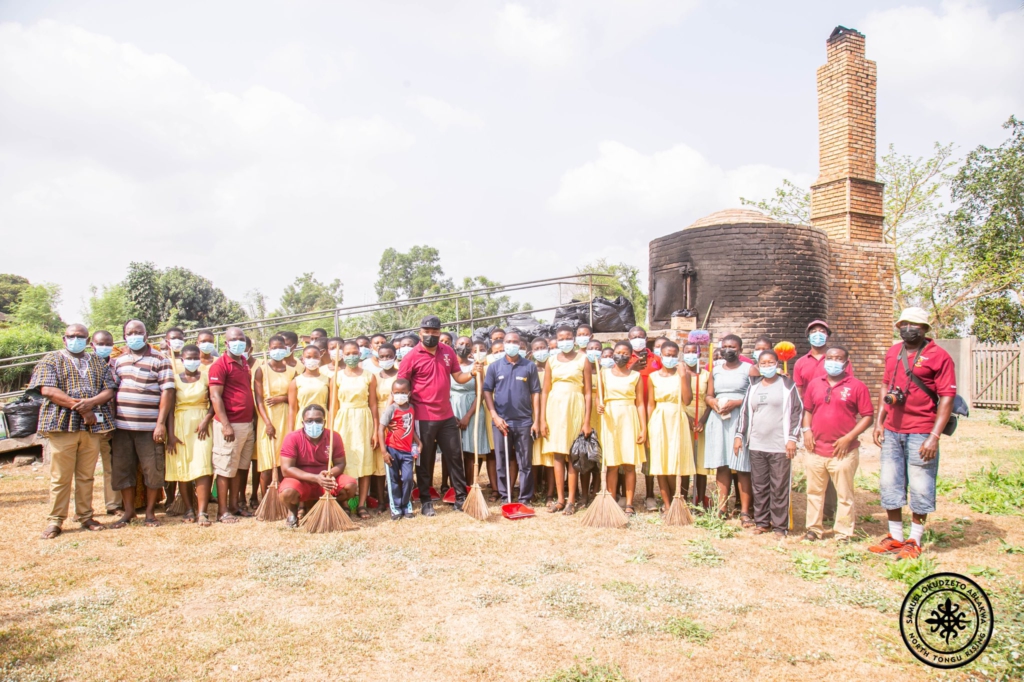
[442,486,472,504]
[411,487,441,502]
[500,431,535,520]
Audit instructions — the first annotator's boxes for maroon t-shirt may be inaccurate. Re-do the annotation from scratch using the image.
[398,343,461,421]
[793,350,855,393]
[280,429,346,474]
[208,353,255,423]
[803,374,874,457]
[882,340,956,434]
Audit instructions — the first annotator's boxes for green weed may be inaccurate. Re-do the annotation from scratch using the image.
[792,469,807,493]
[791,551,830,581]
[957,466,1024,515]
[882,556,938,586]
[536,659,630,682]
[966,565,1001,579]
[998,539,1024,554]
[662,617,713,644]
[855,471,880,494]
[997,411,1024,432]
[687,538,723,567]
[816,580,894,613]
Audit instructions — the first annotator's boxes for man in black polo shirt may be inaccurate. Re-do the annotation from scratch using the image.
[483,331,541,506]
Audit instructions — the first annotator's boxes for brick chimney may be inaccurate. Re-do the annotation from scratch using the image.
[810,26,885,242]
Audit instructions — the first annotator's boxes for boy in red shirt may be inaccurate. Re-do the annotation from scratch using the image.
[378,378,422,521]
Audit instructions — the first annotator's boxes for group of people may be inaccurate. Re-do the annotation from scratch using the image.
[29,307,957,562]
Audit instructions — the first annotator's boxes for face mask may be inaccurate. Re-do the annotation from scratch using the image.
[169,339,185,352]
[532,349,550,363]
[661,356,679,369]
[600,357,615,369]
[421,334,439,348]
[343,354,360,367]
[613,353,630,367]
[683,353,699,367]
[269,348,289,362]
[899,326,924,344]
[379,358,396,370]
[303,358,320,371]
[576,336,590,348]
[329,349,342,361]
[396,346,410,360]
[504,343,520,358]
[455,344,470,358]
[586,350,601,363]
[518,348,527,358]
[183,359,201,372]
[629,338,646,352]
[556,340,574,354]
[303,421,324,439]
[759,365,778,378]
[93,344,113,359]
[809,331,827,348]
[751,350,763,362]
[126,334,148,351]
[393,393,410,406]
[824,360,846,377]
[654,347,662,357]
[359,347,372,361]
[198,342,216,355]
[721,349,738,363]
[65,337,88,354]
[227,340,247,356]
[285,346,295,357]
[242,352,250,361]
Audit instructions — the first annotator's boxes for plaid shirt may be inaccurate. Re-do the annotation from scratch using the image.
[27,350,117,434]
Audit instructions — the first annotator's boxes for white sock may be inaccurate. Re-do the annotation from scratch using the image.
[888,520,905,542]
[910,522,924,545]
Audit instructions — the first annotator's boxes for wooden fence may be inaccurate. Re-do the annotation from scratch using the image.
[972,342,1022,410]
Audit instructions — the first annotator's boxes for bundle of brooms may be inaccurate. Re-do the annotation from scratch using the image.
[461,359,490,521]
[578,360,628,529]
[254,360,288,522]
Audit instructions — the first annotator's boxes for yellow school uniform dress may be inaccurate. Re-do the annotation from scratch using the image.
[684,369,713,475]
[255,363,296,472]
[589,369,602,441]
[532,364,552,467]
[166,372,213,482]
[293,373,330,430]
[543,352,587,456]
[647,371,696,476]
[600,369,645,467]
[373,372,397,476]
[333,370,376,478]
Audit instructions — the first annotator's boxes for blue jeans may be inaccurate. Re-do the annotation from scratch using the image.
[385,447,415,514]
[880,430,939,515]
[493,424,534,503]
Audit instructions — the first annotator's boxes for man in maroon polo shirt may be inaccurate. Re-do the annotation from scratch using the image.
[397,315,482,515]
[208,326,256,523]
[801,346,873,542]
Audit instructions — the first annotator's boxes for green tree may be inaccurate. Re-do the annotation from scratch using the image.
[11,283,63,332]
[84,284,132,335]
[740,179,811,224]
[374,246,451,302]
[570,259,648,327]
[157,266,247,330]
[278,273,344,315]
[971,295,1024,343]
[0,274,30,314]
[0,325,63,391]
[123,261,161,330]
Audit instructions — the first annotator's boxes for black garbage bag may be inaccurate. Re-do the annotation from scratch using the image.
[390,330,418,346]
[506,314,544,342]
[591,296,636,333]
[553,301,588,328]
[570,431,602,474]
[472,325,498,346]
[3,395,43,438]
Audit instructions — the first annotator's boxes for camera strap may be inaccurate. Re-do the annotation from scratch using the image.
[899,342,939,406]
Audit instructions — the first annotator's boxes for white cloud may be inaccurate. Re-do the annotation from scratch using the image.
[406,95,484,130]
[864,0,1024,133]
[548,140,809,222]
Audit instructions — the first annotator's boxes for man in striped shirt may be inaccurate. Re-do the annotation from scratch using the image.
[109,319,175,528]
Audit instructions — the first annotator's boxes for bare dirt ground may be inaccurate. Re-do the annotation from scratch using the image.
[1,411,1021,682]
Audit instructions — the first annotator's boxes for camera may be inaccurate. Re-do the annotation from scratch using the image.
[883,387,906,406]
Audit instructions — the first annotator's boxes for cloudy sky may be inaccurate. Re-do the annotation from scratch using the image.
[1,0,1022,323]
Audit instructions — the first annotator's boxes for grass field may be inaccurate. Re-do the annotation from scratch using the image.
[1,411,1021,682]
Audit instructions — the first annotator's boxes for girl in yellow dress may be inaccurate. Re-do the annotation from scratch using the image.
[334,340,379,518]
[645,340,695,511]
[530,337,555,505]
[597,340,647,515]
[541,325,593,515]
[288,345,330,431]
[165,345,214,527]
[254,334,296,500]
[372,342,399,509]
[682,341,713,507]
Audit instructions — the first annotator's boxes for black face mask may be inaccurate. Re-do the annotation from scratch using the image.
[455,344,470,357]
[421,334,439,348]
[899,327,924,344]
[721,349,739,362]
[613,353,630,367]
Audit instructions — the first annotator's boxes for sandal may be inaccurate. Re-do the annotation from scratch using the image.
[218,513,238,524]
[234,507,253,518]
[143,519,161,528]
[752,526,771,535]
[644,497,658,513]
[357,506,370,519]
[81,519,104,532]
[197,513,211,528]
[40,524,62,540]
[624,505,636,516]
[182,510,196,524]
[740,513,755,528]
[563,502,575,516]
[548,500,566,513]
[109,517,133,529]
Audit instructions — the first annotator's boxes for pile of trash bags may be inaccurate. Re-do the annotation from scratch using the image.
[2,395,43,439]
[553,296,636,333]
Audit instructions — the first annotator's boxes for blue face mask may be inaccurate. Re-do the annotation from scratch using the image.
[198,342,216,355]
[759,365,779,379]
[586,349,601,363]
[654,347,662,357]
[227,340,247,356]
[533,349,550,363]
[505,343,520,358]
[600,357,614,369]
[303,421,325,439]
[809,331,827,348]
[359,347,372,361]
[268,348,289,362]
[65,337,87,354]
[396,346,410,360]
[125,334,146,351]
[661,356,679,369]
[557,340,575,354]
[751,350,763,362]
[682,353,699,367]
[824,360,846,377]
[576,335,591,348]
[183,359,201,372]
[93,345,113,359]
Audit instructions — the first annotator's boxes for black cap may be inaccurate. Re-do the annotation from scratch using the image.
[420,315,442,330]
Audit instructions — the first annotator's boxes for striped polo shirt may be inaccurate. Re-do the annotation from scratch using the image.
[111,347,175,431]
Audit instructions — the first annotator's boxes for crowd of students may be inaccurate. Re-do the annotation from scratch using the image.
[28,307,957,562]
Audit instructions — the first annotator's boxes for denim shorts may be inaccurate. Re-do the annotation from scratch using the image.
[879,430,939,515]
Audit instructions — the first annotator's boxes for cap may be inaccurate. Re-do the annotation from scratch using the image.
[896,307,930,327]
[419,315,442,330]
[806,319,831,334]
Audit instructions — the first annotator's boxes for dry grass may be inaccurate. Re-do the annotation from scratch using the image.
[0,411,1021,681]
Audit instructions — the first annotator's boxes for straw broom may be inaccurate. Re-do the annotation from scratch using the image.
[255,359,288,522]
[665,365,693,526]
[461,359,490,521]
[301,354,358,533]
[579,363,628,529]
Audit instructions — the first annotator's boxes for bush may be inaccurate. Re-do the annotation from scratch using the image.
[0,324,62,392]
[957,466,1024,515]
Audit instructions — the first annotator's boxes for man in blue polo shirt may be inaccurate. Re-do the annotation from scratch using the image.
[483,331,541,506]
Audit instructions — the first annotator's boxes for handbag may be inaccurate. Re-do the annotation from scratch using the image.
[899,344,968,436]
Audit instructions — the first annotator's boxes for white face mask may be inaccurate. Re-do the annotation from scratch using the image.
[629,338,646,352]
[303,358,320,371]
[329,349,341,360]
[169,339,185,352]
[379,358,395,370]
[393,393,410,406]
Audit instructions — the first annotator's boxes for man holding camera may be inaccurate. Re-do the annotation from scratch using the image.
[868,307,956,560]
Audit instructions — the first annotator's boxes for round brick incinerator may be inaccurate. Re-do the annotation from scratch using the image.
[649,209,830,354]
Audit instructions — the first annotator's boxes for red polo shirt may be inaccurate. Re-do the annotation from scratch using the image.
[882,340,956,434]
[208,353,255,423]
[280,429,346,474]
[803,374,873,457]
[793,350,855,393]
[397,343,461,421]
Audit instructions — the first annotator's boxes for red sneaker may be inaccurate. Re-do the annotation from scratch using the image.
[897,539,922,560]
[868,534,905,555]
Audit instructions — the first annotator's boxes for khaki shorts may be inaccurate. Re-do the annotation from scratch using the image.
[111,429,165,490]
[211,421,255,478]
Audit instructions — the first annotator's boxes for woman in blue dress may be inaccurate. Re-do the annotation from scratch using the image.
[704,334,754,526]
[450,337,491,488]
